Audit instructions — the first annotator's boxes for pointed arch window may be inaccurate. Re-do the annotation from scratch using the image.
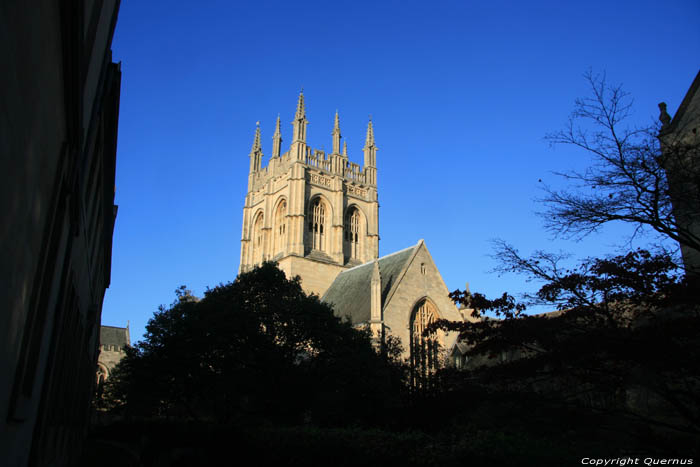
[274,200,287,254]
[252,213,264,264]
[308,199,326,251]
[344,208,361,260]
[410,300,440,390]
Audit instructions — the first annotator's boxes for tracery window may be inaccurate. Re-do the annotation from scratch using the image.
[344,208,360,260]
[274,200,287,254]
[252,212,264,264]
[308,198,326,251]
[410,300,440,390]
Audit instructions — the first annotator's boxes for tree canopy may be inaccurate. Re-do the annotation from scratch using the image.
[104,262,406,425]
[430,72,700,450]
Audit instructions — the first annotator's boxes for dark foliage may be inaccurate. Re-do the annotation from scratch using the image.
[431,246,700,453]
[103,262,407,426]
[428,71,700,453]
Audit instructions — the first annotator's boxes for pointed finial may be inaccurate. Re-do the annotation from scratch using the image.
[365,118,375,147]
[343,140,348,157]
[295,89,306,120]
[274,114,281,134]
[334,110,340,130]
[251,123,262,152]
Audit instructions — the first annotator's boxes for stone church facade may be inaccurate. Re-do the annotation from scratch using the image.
[96,325,131,391]
[239,93,470,368]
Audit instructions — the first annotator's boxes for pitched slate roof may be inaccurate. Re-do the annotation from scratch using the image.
[322,241,421,324]
[100,325,130,348]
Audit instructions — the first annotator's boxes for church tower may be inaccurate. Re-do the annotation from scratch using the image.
[239,91,379,297]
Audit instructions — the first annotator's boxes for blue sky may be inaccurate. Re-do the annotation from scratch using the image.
[105,0,700,342]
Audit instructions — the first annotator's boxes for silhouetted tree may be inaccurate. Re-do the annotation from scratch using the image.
[542,70,700,261]
[104,262,407,425]
[430,73,700,448]
[433,245,699,440]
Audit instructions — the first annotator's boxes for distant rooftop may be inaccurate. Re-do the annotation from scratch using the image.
[100,325,130,348]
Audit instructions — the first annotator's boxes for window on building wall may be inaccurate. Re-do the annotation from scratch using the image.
[252,213,264,264]
[309,199,325,251]
[274,200,287,254]
[344,208,360,260]
[410,300,440,390]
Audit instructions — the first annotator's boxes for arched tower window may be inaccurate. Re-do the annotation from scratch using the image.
[252,212,264,264]
[274,200,287,254]
[308,198,326,251]
[410,299,440,390]
[344,207,361,261]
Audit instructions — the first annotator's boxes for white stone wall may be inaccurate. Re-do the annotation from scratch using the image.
[382,244,464,361]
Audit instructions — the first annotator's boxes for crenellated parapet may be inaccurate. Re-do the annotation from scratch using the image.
[240,91,380,296]
[247,91,377,193]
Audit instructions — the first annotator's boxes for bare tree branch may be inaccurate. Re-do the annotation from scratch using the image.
[541,70,700,262]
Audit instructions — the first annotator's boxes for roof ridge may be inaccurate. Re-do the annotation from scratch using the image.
[382,240,424,307]
[337,243,419,275]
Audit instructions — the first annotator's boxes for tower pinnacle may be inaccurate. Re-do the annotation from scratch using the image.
[363,118,377,186]
[295,89,305,120]
[272,114,282,158]
[249,122,263,173]
[332,110,342,154]
[292,90,308,145]
[364,118,375,148]
[251,122,261,153]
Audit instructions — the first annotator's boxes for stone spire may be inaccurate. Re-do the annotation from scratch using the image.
[332,110,342,154]
[272,114,282,158]
[364,117,375,148]
[290,90,309,161]
[363,118,377,186]
[249,122,263,173]
[292,89,308,146]
[251,122,261,152]
[295,89,305,120]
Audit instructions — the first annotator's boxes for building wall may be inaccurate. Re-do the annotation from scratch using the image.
[0,2,121,465]
[97,347,126,377]
[660,72,700,276]
[277,255,347,298]
[382,244,465,361]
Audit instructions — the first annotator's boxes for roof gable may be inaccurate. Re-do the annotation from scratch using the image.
[100,325,130,348]
[322,241,423,324]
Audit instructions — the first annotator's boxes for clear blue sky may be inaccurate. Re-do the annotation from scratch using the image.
[105,0,700,342]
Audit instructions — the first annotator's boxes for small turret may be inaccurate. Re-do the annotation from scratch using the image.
[363,118,377,186]
[272,114,282,158]
[290,90,309,161]
[332,110,341,155]
[249,122,263,173]
[292,89,308,143]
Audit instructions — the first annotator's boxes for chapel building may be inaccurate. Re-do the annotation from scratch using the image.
[239,93,470,371]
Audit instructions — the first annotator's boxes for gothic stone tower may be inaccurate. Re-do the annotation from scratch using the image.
[239,91,379,296]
